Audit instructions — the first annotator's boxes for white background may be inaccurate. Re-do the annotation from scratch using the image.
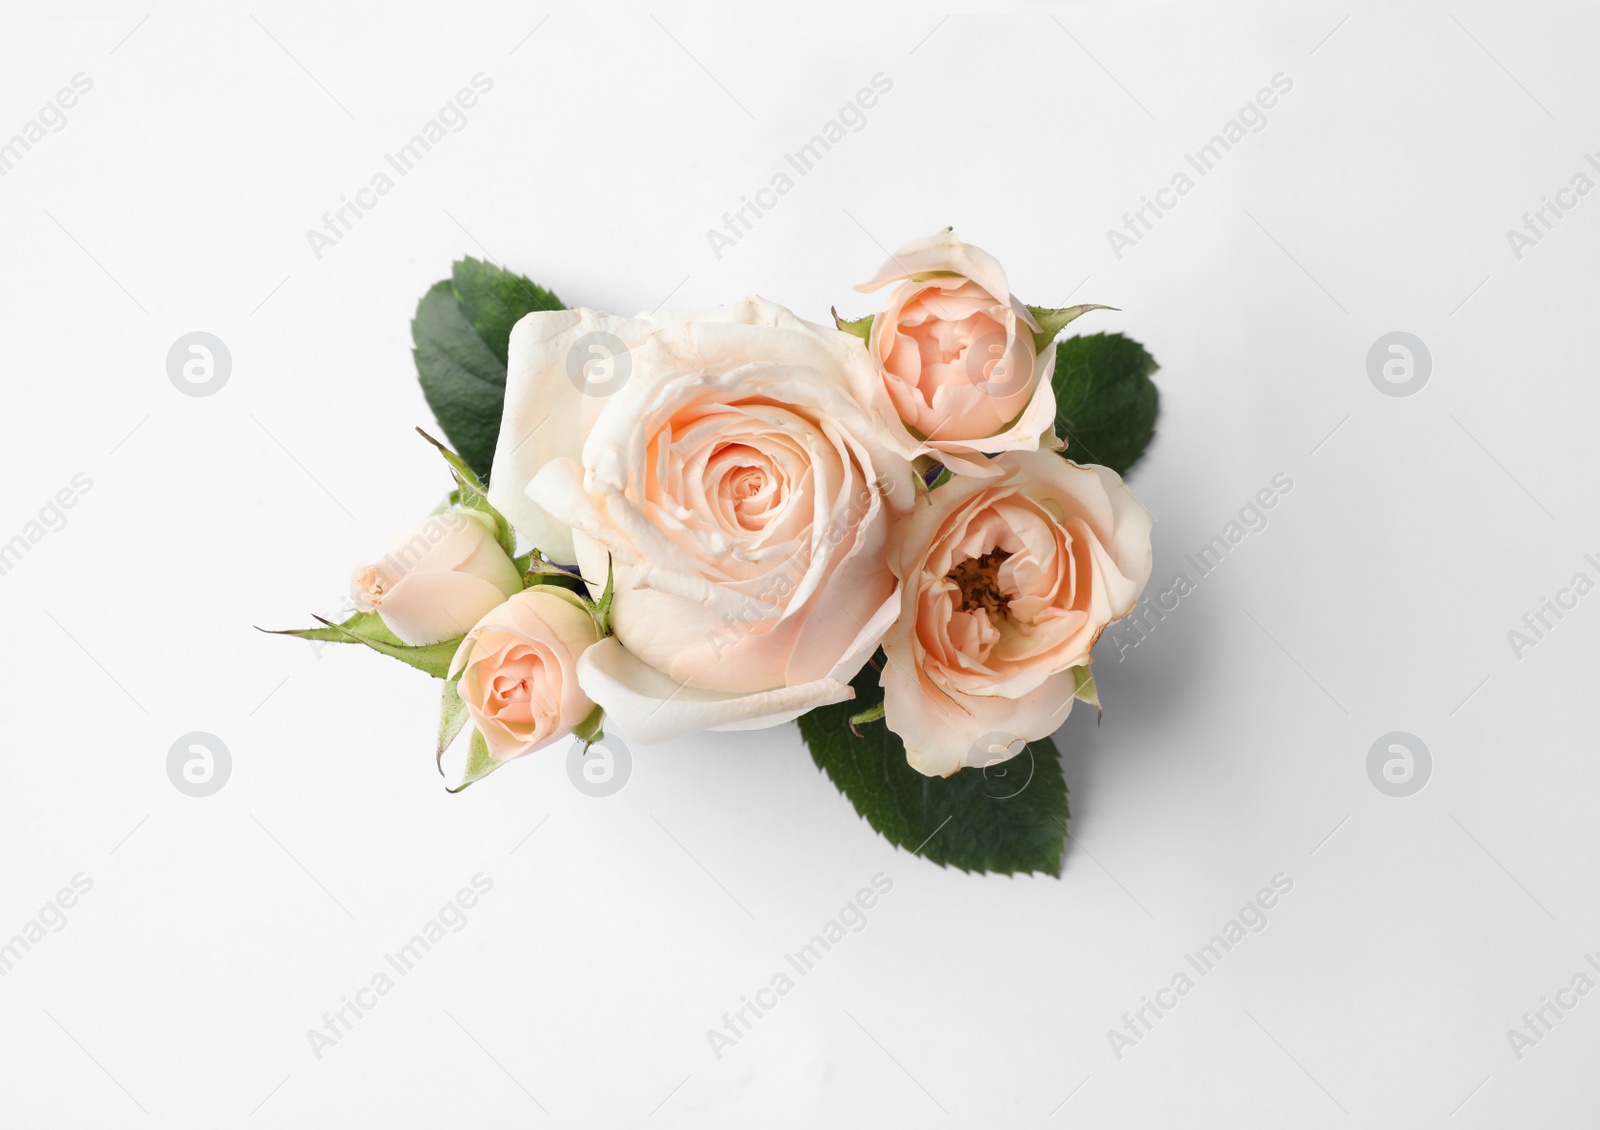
[3,2,1597,1126]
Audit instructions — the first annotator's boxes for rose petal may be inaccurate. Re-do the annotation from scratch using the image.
[577,637,854,743]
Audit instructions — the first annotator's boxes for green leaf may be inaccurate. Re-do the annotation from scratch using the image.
[452,256,563,367]
[437,677,470,775]
[446,729,506,793]
[413,258,564,482]
[261,610,461,679]
[832,308,873,342]
[412,281,505,485]
[797,660,1069,876]
[415,428,515,557]
[1051,332,1160,476]
[1027,303,1115,355]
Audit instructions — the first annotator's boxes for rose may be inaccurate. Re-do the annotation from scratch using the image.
[350,510,523,645]
[449,587,602,760]
[854,228,1056,475]
[879,450,1152,777]
[487,297,915,742]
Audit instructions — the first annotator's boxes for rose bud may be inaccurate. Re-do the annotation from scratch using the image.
[349,510,522,646]
[854,227,1057,475]
[449,587,602,760]
[880,451,1152,777]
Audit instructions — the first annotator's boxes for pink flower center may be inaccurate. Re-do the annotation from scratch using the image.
[483,645,556,724]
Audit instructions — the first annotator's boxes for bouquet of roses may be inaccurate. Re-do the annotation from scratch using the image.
[271,229,1161,875]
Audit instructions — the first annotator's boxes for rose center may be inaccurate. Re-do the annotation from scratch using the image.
[355,564,392,606]
[948,549,1012,618]
[729,465,765,500]
[491,671,531,704]
[706,442,785,532]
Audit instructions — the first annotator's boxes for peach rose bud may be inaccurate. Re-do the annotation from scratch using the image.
[449,587,602,761]
[854,227,1053,474]
[349,510,523,646]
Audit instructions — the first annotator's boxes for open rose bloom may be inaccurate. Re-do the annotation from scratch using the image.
[881,451,1152,777]
[489,298,914,743]
[855,228,1058,475]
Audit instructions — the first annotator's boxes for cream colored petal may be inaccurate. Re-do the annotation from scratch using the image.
[886,665,1077,778]
[853,227,1013,314]
[577,637,854,744]
[488,308,622,564]
[379,570,515,646]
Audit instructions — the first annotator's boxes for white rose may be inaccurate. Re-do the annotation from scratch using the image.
[487,297,914,742]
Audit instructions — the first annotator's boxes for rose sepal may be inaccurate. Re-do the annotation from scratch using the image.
[259,611,462,679]
[437,677,470,775]
[416,427,515,559]
[1026,304,1117,356]
[572,704,605,746]
[831,307,873,342]
[1071,665,1101,720]
[445,729,504,793]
